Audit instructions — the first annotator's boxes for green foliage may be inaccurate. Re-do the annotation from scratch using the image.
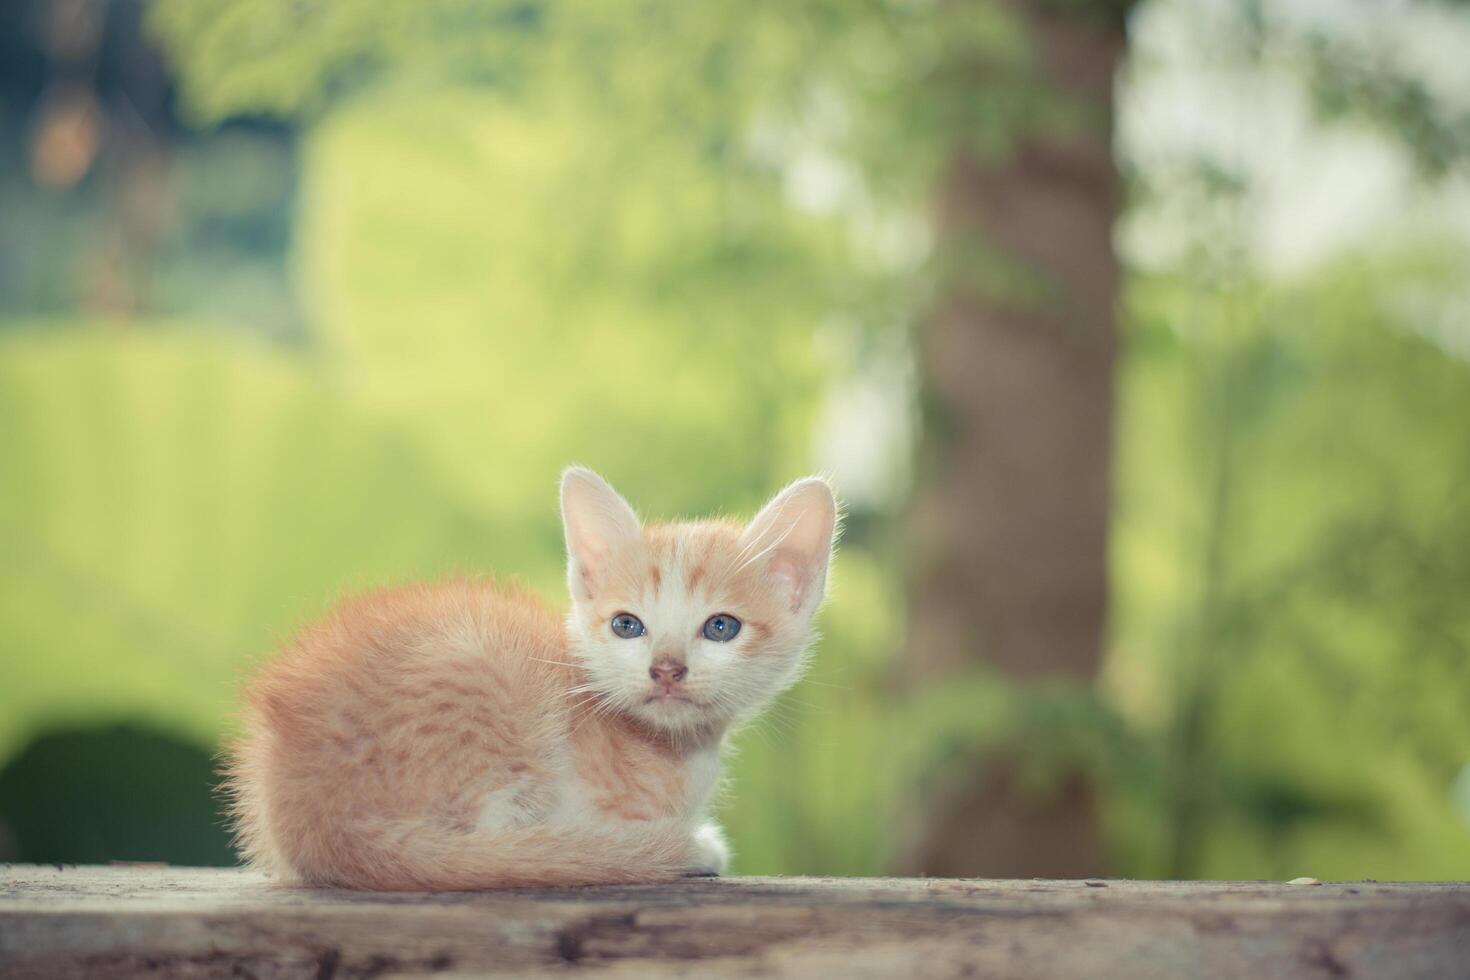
[0,325,487,756]
[0,723,235,865]
[1109,247,1470,879]
[295,86,842,517]
[148,1,545,124]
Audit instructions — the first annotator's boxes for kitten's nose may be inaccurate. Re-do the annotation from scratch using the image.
[649,660,688,686]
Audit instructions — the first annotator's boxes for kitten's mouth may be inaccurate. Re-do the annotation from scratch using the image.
[645,692,700,706]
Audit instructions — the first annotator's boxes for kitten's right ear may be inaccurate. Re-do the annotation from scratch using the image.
[561,467,641,602]
[739,477,839,615]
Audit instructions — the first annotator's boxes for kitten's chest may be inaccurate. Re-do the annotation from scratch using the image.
[560,724,721,824]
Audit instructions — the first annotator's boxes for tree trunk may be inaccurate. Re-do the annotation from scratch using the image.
[898,1,1126,879]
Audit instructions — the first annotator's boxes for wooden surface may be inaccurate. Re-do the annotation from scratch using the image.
[2,866,1468,978]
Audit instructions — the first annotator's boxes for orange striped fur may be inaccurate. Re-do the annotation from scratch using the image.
[226,468,838,889]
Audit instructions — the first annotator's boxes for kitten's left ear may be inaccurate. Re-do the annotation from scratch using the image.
[739,477,840,614]
[561,467,641,601]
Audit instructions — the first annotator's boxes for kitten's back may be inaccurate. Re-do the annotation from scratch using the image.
[227,579,580,885]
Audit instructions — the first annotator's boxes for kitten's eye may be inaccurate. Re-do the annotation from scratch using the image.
[702,614,741,642]
[610,613,645,639]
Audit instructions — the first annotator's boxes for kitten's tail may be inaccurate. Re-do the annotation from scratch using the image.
[277,820,693,891]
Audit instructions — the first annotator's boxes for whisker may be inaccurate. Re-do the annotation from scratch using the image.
[744,709,797,743]
[798,678,853,691]
[571,693,625,735]
[736,716,776,749]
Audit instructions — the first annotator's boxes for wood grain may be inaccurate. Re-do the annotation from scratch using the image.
[2,866,1467,978]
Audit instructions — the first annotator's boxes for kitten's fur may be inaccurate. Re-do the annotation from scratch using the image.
[227,468,838,889]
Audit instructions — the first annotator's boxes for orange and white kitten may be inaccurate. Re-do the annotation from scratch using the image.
[227,468,838,889]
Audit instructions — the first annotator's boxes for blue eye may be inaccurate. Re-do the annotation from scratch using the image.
[702,614,741,642]
[610,613,645,638]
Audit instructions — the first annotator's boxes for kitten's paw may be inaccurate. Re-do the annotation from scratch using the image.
[686,822,730,877]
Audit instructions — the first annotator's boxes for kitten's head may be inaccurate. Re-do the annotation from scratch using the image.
[560,467,839,736]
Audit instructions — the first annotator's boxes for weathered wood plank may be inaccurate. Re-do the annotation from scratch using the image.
[2,866,1467,979]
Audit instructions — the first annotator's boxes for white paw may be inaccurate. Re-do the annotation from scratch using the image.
[686,823,730,876]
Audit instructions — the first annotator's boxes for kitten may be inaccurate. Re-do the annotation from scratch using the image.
[226,467,838,889]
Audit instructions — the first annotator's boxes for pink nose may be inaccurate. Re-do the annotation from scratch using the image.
[649,663,688,685]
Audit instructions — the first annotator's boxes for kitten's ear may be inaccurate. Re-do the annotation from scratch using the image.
[739,477,839,614]
[561,467,641,601]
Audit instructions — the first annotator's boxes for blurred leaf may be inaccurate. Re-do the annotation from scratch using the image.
[0,326,490,759]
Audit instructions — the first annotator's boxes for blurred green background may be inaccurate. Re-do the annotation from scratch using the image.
[1,0,1468,881]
